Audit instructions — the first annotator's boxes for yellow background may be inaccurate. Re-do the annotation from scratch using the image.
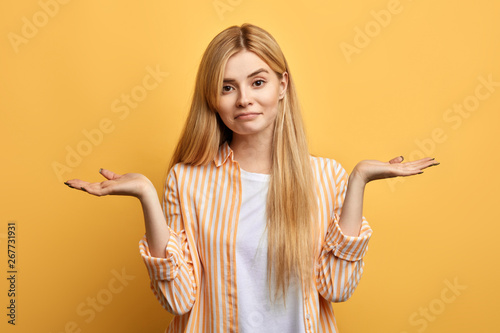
[1,0,499,332]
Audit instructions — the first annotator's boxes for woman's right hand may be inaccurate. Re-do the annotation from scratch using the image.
[64,168,154,200]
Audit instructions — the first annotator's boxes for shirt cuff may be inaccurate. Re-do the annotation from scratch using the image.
[324,214,372,261]
[139,229,183,281]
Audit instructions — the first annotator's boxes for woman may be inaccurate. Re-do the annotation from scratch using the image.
[64,24,439,332]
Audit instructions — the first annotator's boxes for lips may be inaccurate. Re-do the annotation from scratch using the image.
[234,112,261,119]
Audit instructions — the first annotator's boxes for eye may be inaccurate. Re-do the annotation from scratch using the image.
[222,85,233,93]
[253,79,265,87]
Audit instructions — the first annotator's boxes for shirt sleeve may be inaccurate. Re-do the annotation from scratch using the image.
[138,167,197,315]
[315,162,373,303]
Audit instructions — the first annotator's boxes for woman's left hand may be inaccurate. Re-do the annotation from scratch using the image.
[351,156,440,185]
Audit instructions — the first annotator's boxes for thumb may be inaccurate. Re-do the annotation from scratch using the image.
[389,156,404,164]
[99,168,121,180]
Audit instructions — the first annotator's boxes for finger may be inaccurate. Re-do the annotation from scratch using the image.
[389,156,404,164]
[421,159,440,170]
[411,158,439,169]
[64,179,98,193]
[99,168,121,180]
[64,181,76,189]
[64,179,87,189]
[65,180,90,191]
[80,182,110,196]
[401,157,436,168]
[398,158,439,175]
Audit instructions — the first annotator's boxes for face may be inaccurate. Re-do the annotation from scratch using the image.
[216,50,288,142]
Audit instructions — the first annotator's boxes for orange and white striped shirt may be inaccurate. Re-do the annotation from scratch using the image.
[139,142,372,332]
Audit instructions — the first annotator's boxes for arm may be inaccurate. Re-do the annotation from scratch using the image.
[139,168,197,315]
[64,168,197,315]
[65,168,170,256]
[315,156,439,302]
[338,156,439,236]
[315,163,372,303]
[140,185,170,258]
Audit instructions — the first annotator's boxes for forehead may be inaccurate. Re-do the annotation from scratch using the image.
[223,50,272,78]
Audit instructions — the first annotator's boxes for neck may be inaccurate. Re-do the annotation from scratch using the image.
[230,133,273,174]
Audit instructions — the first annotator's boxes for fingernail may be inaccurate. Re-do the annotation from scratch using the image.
[64,182,73,188]
[99,168,103,173]
[400,156,404,161]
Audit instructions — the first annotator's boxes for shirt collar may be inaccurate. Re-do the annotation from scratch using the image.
[214,141,235,167]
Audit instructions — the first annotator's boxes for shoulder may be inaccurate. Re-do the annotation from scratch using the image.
[169,161,213,175]
[310,155,348,186]
[167,142,233,180]
[310,155,347,174]
[166,161,223,185]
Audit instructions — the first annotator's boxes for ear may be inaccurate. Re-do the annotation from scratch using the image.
[278,71,289,100]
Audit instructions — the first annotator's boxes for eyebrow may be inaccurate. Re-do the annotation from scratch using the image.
[222,68,269,83]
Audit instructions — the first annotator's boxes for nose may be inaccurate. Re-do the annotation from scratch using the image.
[236,87,251,108]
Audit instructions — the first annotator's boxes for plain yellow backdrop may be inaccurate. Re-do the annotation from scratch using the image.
[1,0,499,332]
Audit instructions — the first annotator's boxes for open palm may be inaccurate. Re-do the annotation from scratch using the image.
[64,169,152,198]
[352,156,439,184]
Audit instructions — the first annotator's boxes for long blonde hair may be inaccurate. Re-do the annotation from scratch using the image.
[170,23,318,304]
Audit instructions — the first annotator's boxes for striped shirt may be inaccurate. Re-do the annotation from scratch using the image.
[139,142,372,333]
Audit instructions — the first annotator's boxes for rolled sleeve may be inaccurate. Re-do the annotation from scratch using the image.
[324,214,373,262]
[316,214,373,302]
[137,165,197,316]
[139,227,188,282]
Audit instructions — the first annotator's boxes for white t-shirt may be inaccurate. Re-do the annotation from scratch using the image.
[236,168,305,332]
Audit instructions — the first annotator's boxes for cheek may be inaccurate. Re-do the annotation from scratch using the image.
[216,101,235,126]
[254,87,278,106]
[216,98,233,116]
